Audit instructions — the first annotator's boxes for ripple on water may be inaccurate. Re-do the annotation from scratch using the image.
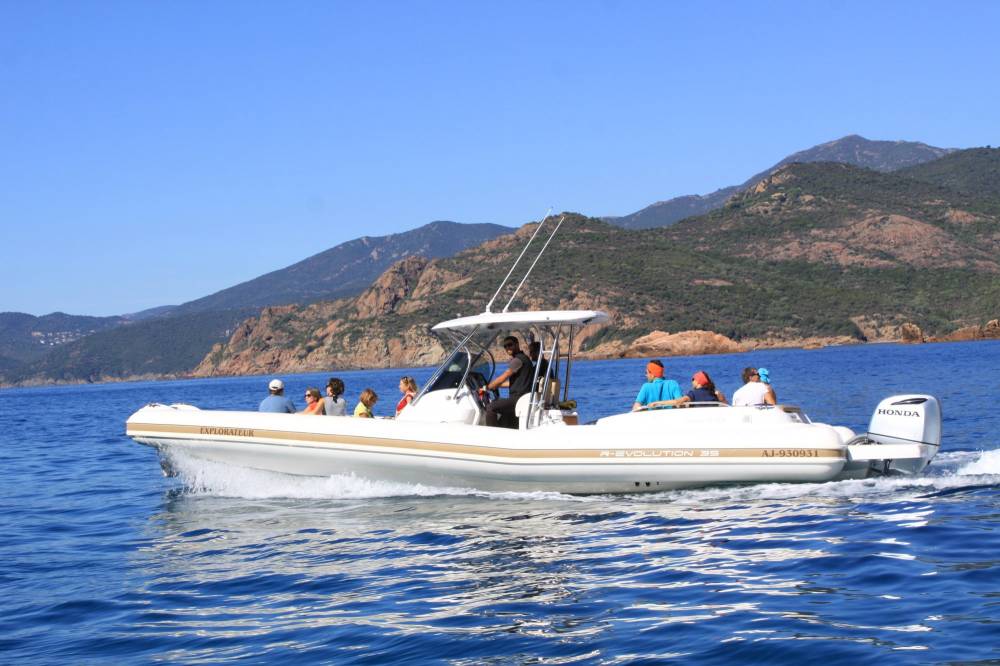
[2,347,1000,662]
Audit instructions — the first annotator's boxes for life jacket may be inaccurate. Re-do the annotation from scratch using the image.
[396,391,415,414]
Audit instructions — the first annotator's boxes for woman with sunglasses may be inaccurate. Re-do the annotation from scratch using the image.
[300,387,326,415]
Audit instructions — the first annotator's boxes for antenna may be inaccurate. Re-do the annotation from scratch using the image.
[483,208,551,313]
[502,214,566,312]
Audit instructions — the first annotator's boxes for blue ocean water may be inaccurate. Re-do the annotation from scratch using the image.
[1,341,999,664]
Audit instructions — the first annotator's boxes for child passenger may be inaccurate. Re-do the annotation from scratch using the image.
[396,376,418,416]
[354,388,378,418]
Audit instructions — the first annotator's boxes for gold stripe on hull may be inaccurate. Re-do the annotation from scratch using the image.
[126,422,845,463]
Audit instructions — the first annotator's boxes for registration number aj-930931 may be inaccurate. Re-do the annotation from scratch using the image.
[762,448,820,457]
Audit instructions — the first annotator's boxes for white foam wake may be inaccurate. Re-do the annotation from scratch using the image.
[167,450,579,502]
[956,448,1000,475]
[164,447,1000,503]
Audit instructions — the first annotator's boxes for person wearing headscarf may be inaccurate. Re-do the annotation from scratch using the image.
[632,360,683,411]
[732,367,777,406]
[675,370,728,406]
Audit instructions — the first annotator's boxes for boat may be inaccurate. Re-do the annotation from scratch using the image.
[126,216,942,494]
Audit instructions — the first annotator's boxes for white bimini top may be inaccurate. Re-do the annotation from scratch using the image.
[432,310,609,332]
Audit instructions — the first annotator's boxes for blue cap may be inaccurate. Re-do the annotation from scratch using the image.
[757,368,771,384]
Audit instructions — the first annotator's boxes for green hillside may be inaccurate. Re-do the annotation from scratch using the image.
[665,161,1000,255]
[6,150,1000,386]
[161,221,513,318]
[6,308,255,384]
[897,147,1000,198]
[606,135,954,229]
[238,204,999,374]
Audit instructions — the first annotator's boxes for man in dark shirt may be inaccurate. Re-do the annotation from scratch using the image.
[485,336,534,428]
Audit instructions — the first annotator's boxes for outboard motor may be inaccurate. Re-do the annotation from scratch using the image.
[866,394,942,475]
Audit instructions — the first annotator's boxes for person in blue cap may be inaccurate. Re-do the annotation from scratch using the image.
[732,367,777,406]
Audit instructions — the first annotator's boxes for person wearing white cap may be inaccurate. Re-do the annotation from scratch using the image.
[259,378,296,413]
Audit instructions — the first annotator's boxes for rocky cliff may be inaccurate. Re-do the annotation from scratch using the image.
[192,209,1000,378]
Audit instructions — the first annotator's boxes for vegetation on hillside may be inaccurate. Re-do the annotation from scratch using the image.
[5,146,1000,385]
[5,308,255,384]
[897,147,1000,199]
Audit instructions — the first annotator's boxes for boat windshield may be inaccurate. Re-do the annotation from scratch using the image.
[424,346,493,393]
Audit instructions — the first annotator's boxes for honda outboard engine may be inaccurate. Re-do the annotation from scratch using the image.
[866,394,942,475]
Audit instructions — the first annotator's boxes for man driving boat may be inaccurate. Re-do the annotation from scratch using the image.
[485,335,534,428]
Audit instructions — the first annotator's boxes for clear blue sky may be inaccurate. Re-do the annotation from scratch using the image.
[2,1,998,317]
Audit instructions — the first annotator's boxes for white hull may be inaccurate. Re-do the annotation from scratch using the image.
[125,402,928,494]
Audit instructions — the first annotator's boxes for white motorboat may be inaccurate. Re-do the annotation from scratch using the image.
[126,217,941,493]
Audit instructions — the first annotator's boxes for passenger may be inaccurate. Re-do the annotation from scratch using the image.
[354,388,378,418]
[757,367,777,402]
[301,387,326,415]
[324,377,348,416]
[395,376,418,416]
[528,341,549,381]
[632,360,683,411]
[258,378,296,413]
[732,367,777,406]
[674,370,728,407]
[485,335,534,428]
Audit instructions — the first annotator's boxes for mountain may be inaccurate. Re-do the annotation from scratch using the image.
[896,147,1000,199]
[194,158,1000,378]
[665,158,1000,267]
[5,308,255,385]
[0,221,513,385]
[0,312,127,368]
[159,221,514,318]
[606,135,956,229]
[7,147,999,386]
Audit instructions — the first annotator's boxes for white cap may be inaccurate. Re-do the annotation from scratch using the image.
[268,379,284,391]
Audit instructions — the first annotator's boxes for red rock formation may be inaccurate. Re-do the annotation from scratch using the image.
[898,322,924,343]
[352,255,429,319]
[624,330,743,357]
[933,318,1000,342]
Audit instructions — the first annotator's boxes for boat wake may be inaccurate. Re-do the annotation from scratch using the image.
[166,451,578,502]
[165,447,1000,504]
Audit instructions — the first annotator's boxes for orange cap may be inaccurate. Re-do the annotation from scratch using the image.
[646,361,664,378]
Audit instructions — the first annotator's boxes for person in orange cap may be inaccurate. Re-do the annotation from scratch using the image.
[631,360,683,411]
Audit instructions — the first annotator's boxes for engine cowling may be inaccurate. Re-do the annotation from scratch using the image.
[865,394,941,475]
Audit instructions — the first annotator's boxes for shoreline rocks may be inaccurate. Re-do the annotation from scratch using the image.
[3,318,998,389]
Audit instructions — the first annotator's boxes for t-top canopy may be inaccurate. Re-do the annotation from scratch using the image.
[432,310,609,332]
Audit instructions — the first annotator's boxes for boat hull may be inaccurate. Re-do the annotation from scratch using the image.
[127,404,849,493]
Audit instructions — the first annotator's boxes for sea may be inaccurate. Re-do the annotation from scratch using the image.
[1,340,998,665]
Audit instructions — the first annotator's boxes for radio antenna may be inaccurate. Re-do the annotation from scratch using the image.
[502,214,566,312]
[483,208,551,313]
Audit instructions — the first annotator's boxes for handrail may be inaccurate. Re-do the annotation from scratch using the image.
[563,327,575,402]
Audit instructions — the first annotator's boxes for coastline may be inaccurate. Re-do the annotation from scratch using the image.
[4,328,997,390]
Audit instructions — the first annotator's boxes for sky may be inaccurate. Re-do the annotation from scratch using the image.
[2,1,998,317]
